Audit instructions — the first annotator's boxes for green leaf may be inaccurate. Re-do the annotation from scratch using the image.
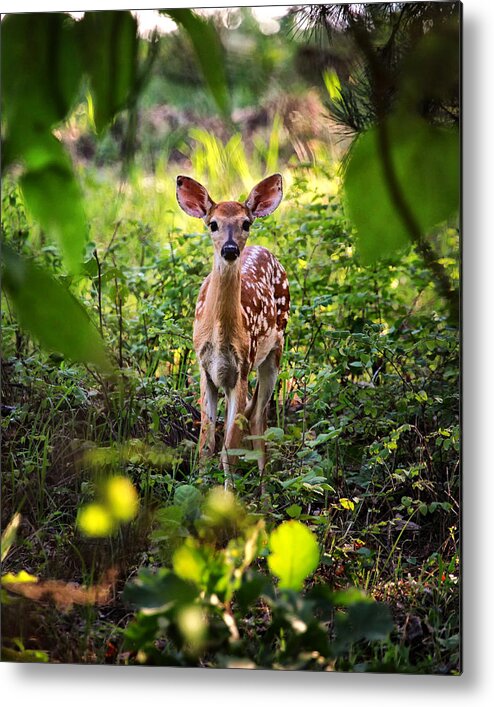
[1,13,82,136]
[236,571,273,611]
[264,426,285,442]
[9,131,71,175]
[1,14,83,176]
[173,541,207,586]
[2,245,110,370]
[306,429,339,447]
[225,447,263,461]
[163,9,231,118]
[344,114,459,263]
[153,505,184,535]
[174,485,202,518]
[267,520,319,591]
[20,161,88,274]
[123,613,162,653]
[78,11,138,134]
[286,504,302,519]
[330,587,371,606]
[334,601,393,649]
[123,567,198,612]
[399,27,459,110]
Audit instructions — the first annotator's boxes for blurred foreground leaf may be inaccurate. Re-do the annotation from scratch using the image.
[123,567,199,611]
[2,570,38,585]
[2,11,140,273]
[77,503,115,537]
[105,476,139,522]
[1,245,110,370]
[173,540,207,585]
[1,513,21,562]
[78,11,138,134]
[163,9,231,118]
[344,114,459,263]
[334,599,393,651]
[20,162,87,274]
[1,13,82,141]
[267,520,319,591]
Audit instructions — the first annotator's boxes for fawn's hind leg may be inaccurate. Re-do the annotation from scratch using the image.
[248,348,281,481]
[222,378,248,488]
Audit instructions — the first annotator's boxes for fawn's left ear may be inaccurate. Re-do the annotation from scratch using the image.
[245,174,283,218]
[176,176,215,218]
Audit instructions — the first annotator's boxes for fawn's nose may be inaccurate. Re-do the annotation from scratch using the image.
[221,242,240,261]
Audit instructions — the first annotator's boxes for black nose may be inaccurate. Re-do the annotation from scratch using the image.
[221,243,240,261]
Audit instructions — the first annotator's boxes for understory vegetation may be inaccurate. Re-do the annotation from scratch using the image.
[1,5,460,673]
[1,159,459,671]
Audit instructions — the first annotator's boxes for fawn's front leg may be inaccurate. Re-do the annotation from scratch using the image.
[199,368,218,458]
[221,378,248,486]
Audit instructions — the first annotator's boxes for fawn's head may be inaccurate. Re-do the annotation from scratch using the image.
[176,174,283,264]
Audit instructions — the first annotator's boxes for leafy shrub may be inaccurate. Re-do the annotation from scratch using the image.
[123,488,392,668]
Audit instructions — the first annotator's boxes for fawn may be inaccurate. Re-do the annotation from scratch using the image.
[176,174,290,488]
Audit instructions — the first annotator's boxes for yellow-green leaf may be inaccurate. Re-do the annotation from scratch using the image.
[2,570,38,585]
[1,513,21,562]
[77,503,115,537]
[105,476,139,522]
[173,541,207,586]
[267,521,319,591]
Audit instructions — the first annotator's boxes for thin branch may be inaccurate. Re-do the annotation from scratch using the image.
[93,247,104,336]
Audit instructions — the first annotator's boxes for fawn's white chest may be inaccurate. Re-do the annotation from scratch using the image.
[197,334,240,392]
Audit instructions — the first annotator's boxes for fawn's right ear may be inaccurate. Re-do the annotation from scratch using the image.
[176,176,215,218]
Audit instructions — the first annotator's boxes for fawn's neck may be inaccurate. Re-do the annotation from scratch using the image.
[205,255,244,341]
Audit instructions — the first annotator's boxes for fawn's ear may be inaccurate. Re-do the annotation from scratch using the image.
[245,173,283,218]
[176,176,215,218]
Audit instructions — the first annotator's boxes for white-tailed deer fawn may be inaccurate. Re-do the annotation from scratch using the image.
[176,174,290,488]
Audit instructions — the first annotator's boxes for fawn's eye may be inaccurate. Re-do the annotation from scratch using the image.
[242,220,251,232]
[210,221,219,232]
